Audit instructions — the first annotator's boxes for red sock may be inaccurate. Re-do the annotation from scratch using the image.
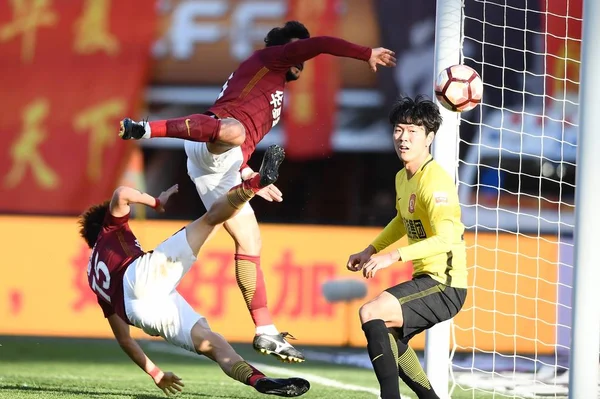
[248,364,266,387]
[235,254,273,328]
[242,174,263,193]
[227,176,262,209]
[231,361,266,386]
[149,114,220,142]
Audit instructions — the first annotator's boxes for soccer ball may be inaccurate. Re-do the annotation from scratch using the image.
[434,65,483,112]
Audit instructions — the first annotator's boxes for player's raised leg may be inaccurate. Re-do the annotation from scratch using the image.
[190,321,310,397]
[185,144,285,256]
[119,115,245,148]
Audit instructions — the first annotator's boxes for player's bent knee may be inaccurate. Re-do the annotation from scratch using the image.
[359,295,404,327]
[190,320,215,354]
[359,302,380,323]
[191,323,225,353]
[219,118,246,147]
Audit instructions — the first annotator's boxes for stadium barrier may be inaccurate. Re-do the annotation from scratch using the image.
[1,216,560,353]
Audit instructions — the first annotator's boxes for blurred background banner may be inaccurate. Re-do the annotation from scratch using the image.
[0,0,156,214]
[151,0,379,88]
[542,0,582,99]
[284,0,340,160]
[372,0,436,104]
[0,215,559,354]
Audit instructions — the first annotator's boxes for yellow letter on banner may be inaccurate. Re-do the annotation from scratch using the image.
[4,98,59,189]
[73,0,119,56]
[73,99,126,181]
[0,0,58,63]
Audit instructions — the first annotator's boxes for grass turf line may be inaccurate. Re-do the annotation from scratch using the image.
[0,336,497,398]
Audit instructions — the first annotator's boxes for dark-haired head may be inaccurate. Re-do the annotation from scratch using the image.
[389,95,443,135]
[78,201,109,248]
[264,21,310,82]
[264,21,310,47]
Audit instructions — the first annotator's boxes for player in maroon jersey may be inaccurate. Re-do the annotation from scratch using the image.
[78,146,310,397]
[118,21,396,362]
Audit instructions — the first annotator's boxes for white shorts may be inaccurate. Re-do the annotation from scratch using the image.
[123,229,208,352]
[184,141,253,216]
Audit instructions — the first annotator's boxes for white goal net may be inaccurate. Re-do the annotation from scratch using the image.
[447,0,592,397]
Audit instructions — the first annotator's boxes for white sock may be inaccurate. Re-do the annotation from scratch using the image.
[140,120,151,139]
[256,324,279,335]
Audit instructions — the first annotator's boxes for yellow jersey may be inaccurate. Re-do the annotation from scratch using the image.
[370,155,467,288]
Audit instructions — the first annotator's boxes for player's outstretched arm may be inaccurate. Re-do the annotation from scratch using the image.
[265,36,396,71]
[107,314,184,395]
[109,185,179,218]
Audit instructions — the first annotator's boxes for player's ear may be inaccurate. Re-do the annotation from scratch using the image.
[426,131,435,146]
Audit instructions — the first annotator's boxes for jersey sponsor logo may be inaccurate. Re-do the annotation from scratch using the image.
[270,90,284,126]
[403,218,427,240]
[433,191,448,205]
[408,193,416,213]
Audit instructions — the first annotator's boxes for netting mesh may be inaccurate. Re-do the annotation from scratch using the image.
[448,0,584,397]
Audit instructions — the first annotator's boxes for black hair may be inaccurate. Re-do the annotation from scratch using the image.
[264,20,310,47]
[388,95,443,135]
[78,200,109,248]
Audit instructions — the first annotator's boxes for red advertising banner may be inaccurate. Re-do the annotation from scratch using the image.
[0,1,156,214]
[541,0,582,98]
[0,216,559,354]
[283,0,340,160]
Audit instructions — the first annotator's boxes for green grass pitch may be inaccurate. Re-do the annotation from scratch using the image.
[0,336,493,398]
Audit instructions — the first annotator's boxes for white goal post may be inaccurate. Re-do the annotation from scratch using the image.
[427,0,462,398]
[568,0,600,397]
[429,0,600,398]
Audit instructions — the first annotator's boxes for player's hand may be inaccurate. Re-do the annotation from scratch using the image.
[362,251,400,279]
[257,183,283,202]
[153,371,184,396]
[347,245,377,272]
[156,184,179,213]
[245,172,283,202]
[368,47,396,72]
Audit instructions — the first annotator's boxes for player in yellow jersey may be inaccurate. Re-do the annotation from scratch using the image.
[346,95,467,399]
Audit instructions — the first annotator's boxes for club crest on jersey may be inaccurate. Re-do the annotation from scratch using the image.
[408,193,416,213]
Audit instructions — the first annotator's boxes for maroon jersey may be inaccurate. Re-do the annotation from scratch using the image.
[207,36,371,169]
[87,211,144,323]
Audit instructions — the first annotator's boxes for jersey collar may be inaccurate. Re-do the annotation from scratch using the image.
[407,154,433,180]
